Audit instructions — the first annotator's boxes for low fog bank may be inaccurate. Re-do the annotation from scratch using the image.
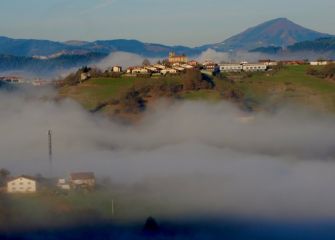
[95,51,159,70]
[1,87,335,220]
[197,49,335,63]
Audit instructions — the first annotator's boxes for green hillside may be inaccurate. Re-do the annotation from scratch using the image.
[59,66,335,117]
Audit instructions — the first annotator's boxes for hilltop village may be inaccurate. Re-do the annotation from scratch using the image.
[79,53,333,82]
[1,52,334,86]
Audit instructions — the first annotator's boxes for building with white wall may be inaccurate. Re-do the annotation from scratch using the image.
[7,176,37,193]
[219,64,243,72]
[242,64,267,72]
[111,66,122,72]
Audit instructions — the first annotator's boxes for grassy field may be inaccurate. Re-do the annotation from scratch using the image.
[59,77,138,109]
[4,188,181,228]
[59,66,335,113]
[216,65,335,112]
[181,90,222,101]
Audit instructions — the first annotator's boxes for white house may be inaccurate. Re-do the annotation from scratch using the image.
[180,64,194,69]
[153,64,166,70]
[173,66,186,72]
[220,64,243,72]
[7,176,37,193]
[132,67,150,74]
[111,66,122,73]
[145,66,159,73]
[161,68,178,75]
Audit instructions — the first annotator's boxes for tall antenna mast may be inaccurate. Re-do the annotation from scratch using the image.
[48,130,53,177]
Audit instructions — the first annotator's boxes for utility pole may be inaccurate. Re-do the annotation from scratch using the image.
[48,130,53,177]
[111,199,114,216]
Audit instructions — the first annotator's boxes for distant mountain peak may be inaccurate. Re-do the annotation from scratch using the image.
[206,18,333,51]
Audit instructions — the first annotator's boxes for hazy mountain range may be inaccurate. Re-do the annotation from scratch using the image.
[0,18,334,76]
[203,18,332,51]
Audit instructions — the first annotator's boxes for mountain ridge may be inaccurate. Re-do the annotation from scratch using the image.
[203,18,333,51]
[0,18,333,58]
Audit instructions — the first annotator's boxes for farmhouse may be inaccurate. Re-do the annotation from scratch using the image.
[153,64,166,70]
[7,176,37,193]
[145,66,159,73]
[161,68,178,75]
[70,172,96,189]
[173,66,186,72]
[168,52,188,64]
[180,64,194,69]
[130,67,149,74]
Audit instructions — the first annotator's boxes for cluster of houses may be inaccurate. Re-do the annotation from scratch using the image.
[5,172,96,194]
[105,53,273,77]
[102,53,335,78]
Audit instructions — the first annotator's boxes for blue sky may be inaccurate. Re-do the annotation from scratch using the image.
[0,0,334,46]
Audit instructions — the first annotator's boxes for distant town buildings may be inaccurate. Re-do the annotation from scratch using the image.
[7,176,37,193]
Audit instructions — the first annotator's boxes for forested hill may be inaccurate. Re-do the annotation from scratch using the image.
[287,37,335,52]
[0,52,107,76]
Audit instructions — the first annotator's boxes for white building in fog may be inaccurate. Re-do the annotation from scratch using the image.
[7,176,37,193]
